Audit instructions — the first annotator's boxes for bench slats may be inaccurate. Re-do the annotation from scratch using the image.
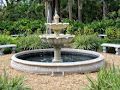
[0,44,16,48]
[101,43,120,48]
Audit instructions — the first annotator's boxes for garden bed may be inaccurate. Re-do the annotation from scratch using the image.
[0,53,120,90]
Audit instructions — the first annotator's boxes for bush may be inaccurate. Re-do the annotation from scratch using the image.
[63,18,119,35]
[0,35,17,45]
[87,65,120,90]
[0,69,30,90]
[17,34,50,51]
[63,19,84,35]
[3,48,12,54]
[73,34,100,51]
[0,19,45,35]
[13,18,45,34]
[105,27,120,39]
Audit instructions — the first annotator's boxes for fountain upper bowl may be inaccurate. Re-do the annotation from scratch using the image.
[45,23,69,30]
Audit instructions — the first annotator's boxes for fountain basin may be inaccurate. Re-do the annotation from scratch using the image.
[40,34,75,45]
[11,48,104,74]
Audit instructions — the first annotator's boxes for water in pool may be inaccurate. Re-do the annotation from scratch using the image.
[18,51,97,63]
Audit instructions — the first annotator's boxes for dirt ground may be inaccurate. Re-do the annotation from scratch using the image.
[0,53,120,90]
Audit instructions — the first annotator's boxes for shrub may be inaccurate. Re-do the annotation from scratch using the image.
[13,18,45,34]
[0,35,17,45]
[63,19,84,35]
[0,19,45,35]
[73,34,100,51]
[105,27,120,39]
[87,65,120,90]
[17,34,50,51]
[0,69,30,90]
[3,48,12,54]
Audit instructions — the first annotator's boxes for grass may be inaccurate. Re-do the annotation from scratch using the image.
[87,64,120,90]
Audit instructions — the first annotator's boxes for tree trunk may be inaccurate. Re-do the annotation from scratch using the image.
[68,0,72,20]
[103,0,107,19]
[47,1,52,34]
[78,0,82,22]
[45,1,48,18]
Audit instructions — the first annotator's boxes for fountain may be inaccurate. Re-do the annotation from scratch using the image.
[11,12,104,75]
[40,11,74,63]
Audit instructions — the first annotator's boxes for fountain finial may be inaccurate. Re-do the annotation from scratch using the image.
[54,9,60,23]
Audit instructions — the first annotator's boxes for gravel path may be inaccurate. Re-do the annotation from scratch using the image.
[0,53,120,90]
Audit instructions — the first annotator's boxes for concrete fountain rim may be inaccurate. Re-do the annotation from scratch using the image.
[11,48,104,67]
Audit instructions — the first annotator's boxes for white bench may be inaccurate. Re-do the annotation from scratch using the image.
[101,43,120,55]
[98,34,107,38]
[0,44,16,55]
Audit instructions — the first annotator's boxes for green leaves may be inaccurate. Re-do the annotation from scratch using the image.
[73,34,100,51]
[0,18,45,35]
[17,34,50,51]
[0,69,30,90]
[0,35,17,45]
[87,65,120,90]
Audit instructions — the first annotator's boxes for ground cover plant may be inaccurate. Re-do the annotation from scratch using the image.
[87,65,120,90]
[0,69,30,90]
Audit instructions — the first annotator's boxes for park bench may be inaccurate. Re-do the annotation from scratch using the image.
[98,34,107,38]
[0,44,16,55]
[101,43,120,55]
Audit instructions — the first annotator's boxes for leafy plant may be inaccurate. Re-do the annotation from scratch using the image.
[0,69,30,90]
[17,34,50,51]
[0,35,17,45]
[105,27,120,39]
[73,34,100,51]
[87,65,120,90]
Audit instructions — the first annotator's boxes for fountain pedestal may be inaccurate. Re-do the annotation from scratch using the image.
[53,46,62,63]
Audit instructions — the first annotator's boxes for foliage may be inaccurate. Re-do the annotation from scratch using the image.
[0,35,17,45]
[105,27,120,39]
[0,0,45,21]
[60,0,119,22]
[63,18,120,35]
[0,19,45,34]
[0,69,30,90]
[73,34,100,51]
[0,34,50,52]
[63,18,84,34]
[17,34,50,51]
[87,65,120,90]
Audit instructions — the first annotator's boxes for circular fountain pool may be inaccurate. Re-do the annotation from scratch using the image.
[11,48,104,74]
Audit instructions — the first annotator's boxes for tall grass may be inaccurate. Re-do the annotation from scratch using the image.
[87,65,120,90]
[0,69,30,90]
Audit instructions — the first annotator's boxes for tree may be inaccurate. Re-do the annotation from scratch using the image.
[102,0,107,19]
[68,0,72,20]
[78,0,83,22]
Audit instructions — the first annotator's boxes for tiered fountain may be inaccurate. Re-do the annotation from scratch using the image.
[11,12,104,75]
[40,12,74,63]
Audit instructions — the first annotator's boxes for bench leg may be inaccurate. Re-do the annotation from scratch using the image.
[12,47,16,54]
[115,48,119,55]
[0,49,4,56]
[103,47,107,53]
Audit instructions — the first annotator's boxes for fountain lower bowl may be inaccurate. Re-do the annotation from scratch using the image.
[11,48,104,74]
[40,34,74,45]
